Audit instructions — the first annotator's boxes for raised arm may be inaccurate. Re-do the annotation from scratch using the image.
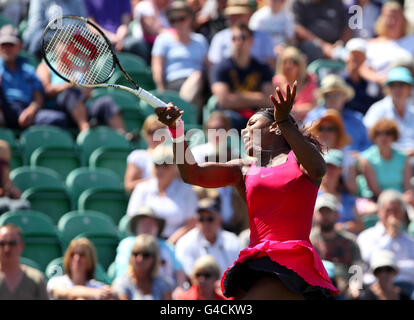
[155,106,244,189]
[270,83,326,182]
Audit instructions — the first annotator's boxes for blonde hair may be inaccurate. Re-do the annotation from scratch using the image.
[276,46,308,84]
[191,255,221,282]
[374,2,410,38]
[128,234,160,278]
[141,114,166,138]
[63,238,97,281]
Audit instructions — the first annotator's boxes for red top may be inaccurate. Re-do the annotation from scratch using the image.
[175,285,229,300]
[221,150,339,295]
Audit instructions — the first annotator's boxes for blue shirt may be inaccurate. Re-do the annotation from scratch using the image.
[152,32,208,82]
[304,106,371,152]
[85,0,131,34]
[112,274,172,300]
[0,57,43,106]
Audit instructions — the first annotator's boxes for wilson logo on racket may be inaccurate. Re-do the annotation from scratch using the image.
[60,31,97,73]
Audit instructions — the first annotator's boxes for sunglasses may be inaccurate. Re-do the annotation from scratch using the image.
[374,266,395,274]
[169,16,187,24]
[388,82,409,88]
[375,130,394,137]
[232,35,249,42]
[195,272,213,279]
[132,251,153,259]
[318,126,338,133]
[71,251,86,257]
[324,92,343,99]
[0,240,19,247]
[198,216,215,223]
[154,163,173,168]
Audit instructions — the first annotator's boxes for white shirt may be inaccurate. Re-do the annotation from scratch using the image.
[357,222,414,285]
[126,149,154,179]
[363,96,414,152]
[249,6,295,48]
[47,275,105,299]
[132,0,170,39]
[175,228,241,277]
[127,178,198,238]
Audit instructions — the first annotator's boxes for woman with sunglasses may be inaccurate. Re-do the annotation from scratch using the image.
[156,82,339,299]
[175,255,228,300]
[47,238,117,300]
[112,234,172,300]
[358,119,412,200]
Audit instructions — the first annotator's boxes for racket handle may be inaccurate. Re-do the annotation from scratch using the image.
[137,88,168,108]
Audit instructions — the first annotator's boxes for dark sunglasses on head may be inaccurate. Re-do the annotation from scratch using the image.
[132,251,153,259]
[170,16,187,24]
[318,126,338,133]
[0,240,19,247]
[374,266,395,274]
[198,216,215,223]
[195,272,213,279]
[232,35,248,42]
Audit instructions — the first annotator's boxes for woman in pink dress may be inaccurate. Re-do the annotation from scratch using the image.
[155,83,338,299]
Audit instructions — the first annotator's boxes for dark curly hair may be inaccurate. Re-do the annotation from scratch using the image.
[255,108,323,153]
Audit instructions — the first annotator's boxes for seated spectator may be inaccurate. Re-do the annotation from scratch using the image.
[126,144,198,243]
[342,38,383,116]
[291,0,352,62]
[346,0,381,40]
[349,249,411,300]
[0,140,30,215]
[124,114,167,193]
[175,198,240,278]
[0,224,48,300]
[358,119,412,200]
[304,74,371,153]
[210,22,274,131]
[360,2,414,86]
[207,0,275,69]
[114,206,187,289]
[320,149,363,234]
[195,0,228,43]
[363,67,414,157]
[112,234,172,300]
[357,190,414,292]
[174,255,228,300]
[36,61,127,134]
[272,46,318,123]
[248,0,295,57]
[310,193,363,295]
[85,0,132,52]
[23,0,87,58]
[47,238,117,300]
[127,0,171,64]
[151,1,208,114]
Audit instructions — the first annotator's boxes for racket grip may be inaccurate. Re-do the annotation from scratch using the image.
[137,88,168,108]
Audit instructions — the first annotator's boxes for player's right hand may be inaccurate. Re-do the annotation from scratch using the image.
[155,103,183,129]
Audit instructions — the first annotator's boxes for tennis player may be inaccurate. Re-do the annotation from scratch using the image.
[156,83,339,299]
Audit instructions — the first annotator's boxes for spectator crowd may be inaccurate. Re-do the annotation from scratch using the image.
[1,0,414,301]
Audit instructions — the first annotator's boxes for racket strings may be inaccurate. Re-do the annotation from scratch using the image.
[44,18,114,85]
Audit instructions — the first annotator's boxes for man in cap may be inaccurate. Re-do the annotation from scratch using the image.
[311,192,362,295]
[304,74,371,152]
[363,67,414,156]
[114,206,187,289]
[175,198,240,278]
[342,38,382,115]
[207,0,275,69]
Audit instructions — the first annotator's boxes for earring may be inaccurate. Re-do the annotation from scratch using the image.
[275,126,281,135]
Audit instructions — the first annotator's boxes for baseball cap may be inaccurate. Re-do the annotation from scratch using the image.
[385,67,414,86]
[0,24,21,45]
[345,38,366,54]
[315,193,340,212]
[323,149,343,167]
[370,249,398,273]
[197,197,220,214]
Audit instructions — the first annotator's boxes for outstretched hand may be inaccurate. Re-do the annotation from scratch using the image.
[155,103,184,129]
[270,81,297,123]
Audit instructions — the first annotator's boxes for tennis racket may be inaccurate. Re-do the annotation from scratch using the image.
[41,15,170,111]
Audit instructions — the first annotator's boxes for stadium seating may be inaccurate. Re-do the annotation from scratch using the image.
[88,146,130,180]
[363,214,379,230]
[20,256,43,273]
[76,126,131,166]
[65,167,123,207]
[45,256,111,284]
[117,215,133,239]
[57,210,120,270]
[0,210,62,272]
[307,59,346,86]
[10,166,65,191]
[115,52,148,71]
[109,68,156,92]
[0,127,22,169]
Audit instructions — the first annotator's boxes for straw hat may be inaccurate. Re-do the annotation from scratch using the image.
[224,0,252,15]
[317,74,355,101]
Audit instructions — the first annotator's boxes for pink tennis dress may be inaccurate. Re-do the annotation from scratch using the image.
[221,150,339,298]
